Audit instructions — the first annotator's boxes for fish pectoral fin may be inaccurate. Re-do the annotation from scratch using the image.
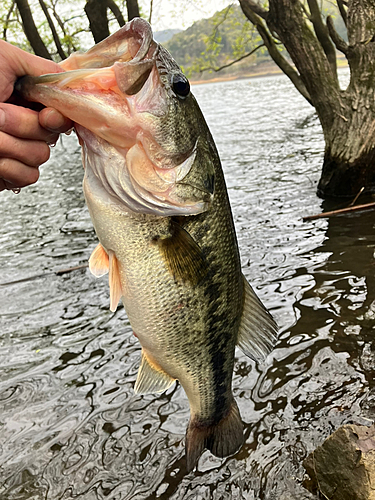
[109,251,123,312]
[155,220,208,286]
[237,275,278,361]
[89,243,110,277]
[134,349,176,395]
[89,245,123,312]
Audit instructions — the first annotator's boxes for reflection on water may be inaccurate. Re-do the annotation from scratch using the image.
[1,70,374,499]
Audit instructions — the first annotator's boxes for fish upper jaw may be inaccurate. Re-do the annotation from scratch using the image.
[15,16,163,147]
[60,18,155,71]
[16,18,216,217]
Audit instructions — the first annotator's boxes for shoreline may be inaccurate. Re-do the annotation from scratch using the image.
[190,60,349,86]
[190,65,284,86]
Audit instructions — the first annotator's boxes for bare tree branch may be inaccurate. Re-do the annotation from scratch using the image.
[107,0,125,26]
[3,0,16,40]
[336,0,347,27]
[201,3,234,56]
[239,0,312,105]
[64,13,87,23]
[199,43,265,73]
[149,0,153,24]
[38,0,67,59]
[242,0,268,20]
[212,4,233,39]
[51,4,65,34]
[327,15,348,55]
[306,0,337,75]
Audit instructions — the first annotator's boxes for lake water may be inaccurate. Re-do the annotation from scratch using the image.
[1,70,374,500]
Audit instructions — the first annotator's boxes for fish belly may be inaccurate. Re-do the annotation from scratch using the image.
[83,171,242,417]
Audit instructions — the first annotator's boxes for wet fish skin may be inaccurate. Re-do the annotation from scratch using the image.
[16,18,277,472]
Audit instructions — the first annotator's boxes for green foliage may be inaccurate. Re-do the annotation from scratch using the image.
[165,4,268,79]
[164,0,348,80]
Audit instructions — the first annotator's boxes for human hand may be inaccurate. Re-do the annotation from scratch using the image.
[0,40,73,192]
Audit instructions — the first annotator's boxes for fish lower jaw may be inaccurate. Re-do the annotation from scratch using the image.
[81,136,213,217]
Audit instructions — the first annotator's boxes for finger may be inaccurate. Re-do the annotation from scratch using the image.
[0,177,14,191]
[0,40,66,102]
[0,103,59,143]
[0,158,39,189]
[0,178,20,192]
[39,107,73,133]
[0,132,51,167]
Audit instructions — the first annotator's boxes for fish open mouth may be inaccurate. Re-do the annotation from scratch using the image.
[17,17,161,146]
[58,18,158,96]
[61,18,155,71]
[17,18,214,216]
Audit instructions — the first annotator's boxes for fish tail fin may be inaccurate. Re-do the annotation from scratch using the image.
[185,399,244,473]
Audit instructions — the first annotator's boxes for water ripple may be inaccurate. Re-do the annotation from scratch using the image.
[1,68,374,499]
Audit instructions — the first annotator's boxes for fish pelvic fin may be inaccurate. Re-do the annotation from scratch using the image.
[185,399,244,473]
[109,251,123,312]
[134,349,176,395]
[154,220,208,286]
[237,275,278,361]
[89,243,109,277]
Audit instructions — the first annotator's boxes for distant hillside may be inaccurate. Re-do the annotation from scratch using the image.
[164,5,266,80]
[163,3,348,82]
[154,29,182,44]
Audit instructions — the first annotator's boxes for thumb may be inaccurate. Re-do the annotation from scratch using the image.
[0,40,65,79]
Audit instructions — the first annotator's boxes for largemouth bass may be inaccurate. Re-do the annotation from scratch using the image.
[17,18,277,472]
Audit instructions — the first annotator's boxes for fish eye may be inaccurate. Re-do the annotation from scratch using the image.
[171,74,190,98]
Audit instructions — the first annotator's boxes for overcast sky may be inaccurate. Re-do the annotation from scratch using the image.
[140,0,233,31]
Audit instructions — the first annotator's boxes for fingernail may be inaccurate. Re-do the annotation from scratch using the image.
[0,109,5,128]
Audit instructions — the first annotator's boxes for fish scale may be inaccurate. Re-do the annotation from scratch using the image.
[17,17,277,472]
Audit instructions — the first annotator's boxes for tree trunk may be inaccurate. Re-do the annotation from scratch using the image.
[318,96,375,197]
[15,0,52,59]
[240,0,375,198]
[126,0,140,20]
[318,0,375,197]
[84,0,110,43]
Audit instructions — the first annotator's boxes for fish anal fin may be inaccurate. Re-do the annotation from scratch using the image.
[134,349,175,395]
[89,243,109,277]
[155,220,208,286]
[185,399,244,473]
[109,251,123,312]
[237,275,278,361]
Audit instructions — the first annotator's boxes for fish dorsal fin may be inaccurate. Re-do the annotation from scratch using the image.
[134,349,176,395]
[109,251,122,312]
[155,220,208,286]
[237,275,278,361]
[89,243,109,277]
